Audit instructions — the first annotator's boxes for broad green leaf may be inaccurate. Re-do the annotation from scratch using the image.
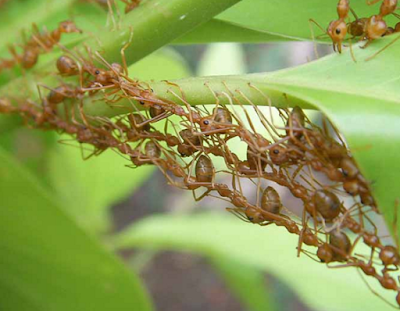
[145,37,400,239]
[175,19,283,44]
[47,145,154,234]
[215,0,400,41]
[112,213,393,311]
[0,146,153,311]
[175,0,400,44]
[211,257,276,311]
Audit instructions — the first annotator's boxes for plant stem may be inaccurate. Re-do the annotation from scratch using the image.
[1,0,243,99]
[82,75,314,118]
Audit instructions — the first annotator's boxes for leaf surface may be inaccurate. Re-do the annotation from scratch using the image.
[0,147,153,311]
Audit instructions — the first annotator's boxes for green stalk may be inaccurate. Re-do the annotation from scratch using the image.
[82,75,313,118]
[1,0,242,98]
[98,0,244,64]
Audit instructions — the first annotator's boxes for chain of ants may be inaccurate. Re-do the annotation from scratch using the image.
[0,0,142,74]
[0,0,400,306]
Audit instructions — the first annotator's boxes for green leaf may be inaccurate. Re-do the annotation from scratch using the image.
[175,0,400,44]
[214,0,400,41]
[112,213,393,311]
[175,19,283,44]
[0,146,153,311]
[211,256,276,311]
[47,144,154,234]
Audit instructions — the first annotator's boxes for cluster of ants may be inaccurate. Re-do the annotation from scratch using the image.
[0,40,400,306]
[311,0,399,59]
[0,0,399,307]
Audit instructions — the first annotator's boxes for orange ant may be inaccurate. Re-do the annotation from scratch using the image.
[309,0,350,53]
[0,21,82,73]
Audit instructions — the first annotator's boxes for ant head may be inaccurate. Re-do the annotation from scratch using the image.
[199,117,213,132]
[59,21,82,34]
[327,20,347,53]
[94,68,108,84]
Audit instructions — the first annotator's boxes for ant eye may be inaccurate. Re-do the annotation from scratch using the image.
[273,149,279,154]
[95,70,100,75]
[139,101,145,105]
[203,120,209,125]
[335,28,341,35]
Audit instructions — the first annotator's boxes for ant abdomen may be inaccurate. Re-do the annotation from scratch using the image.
[57,55,78,76]
[329,230,351,261]
[261,186,282,216]
[195,155,214,183]
[317,243,334,263]
[379,245,400,267]
[312,189,341,221]
[145,141,161,159]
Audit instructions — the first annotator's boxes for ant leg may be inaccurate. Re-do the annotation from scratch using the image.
[226,207,250,223]
[356,269,400,309]
[347,32,357,63]
[297,212,308,258]
[105,0,118,30]
[234,89,259,134]
[309,19,327,59]
[121,26,134,75]
[393,199,400,249]
[204,82,223,120]
[247,83,287,138]
[7,45,21,68]
[219,88,258,150]
[366,0,382,5]
[165,82,199,129]
[192,188,212,202]
[365,33,400,61]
